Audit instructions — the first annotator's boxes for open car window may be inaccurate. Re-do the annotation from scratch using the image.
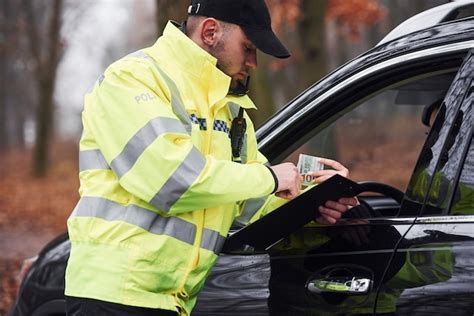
[283,71,457,196]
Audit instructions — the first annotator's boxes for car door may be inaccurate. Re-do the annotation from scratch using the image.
[256,54,473,316]
[194,41,474,316]
[380,50,474,315]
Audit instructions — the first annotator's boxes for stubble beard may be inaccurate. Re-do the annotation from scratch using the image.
[211,38,241,90]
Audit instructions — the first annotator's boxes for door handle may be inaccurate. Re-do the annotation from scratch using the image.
[307,276,372,295]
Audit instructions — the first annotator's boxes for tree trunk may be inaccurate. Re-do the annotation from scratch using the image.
[248,59,276,129]
[297,0,327,90]
[23,0,64,176]
[0,1,8,150]
[299,0,339,159]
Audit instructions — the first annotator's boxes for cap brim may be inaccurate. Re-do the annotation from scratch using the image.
[242,26,290,59]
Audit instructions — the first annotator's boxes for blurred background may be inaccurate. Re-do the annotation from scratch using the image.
[0,0,451,313]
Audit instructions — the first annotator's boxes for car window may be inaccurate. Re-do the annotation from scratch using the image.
[402,51,473,217]
[450,136,474,215]
[283,72,457,193]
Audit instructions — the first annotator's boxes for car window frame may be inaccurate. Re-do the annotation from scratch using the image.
[448,132,474,215]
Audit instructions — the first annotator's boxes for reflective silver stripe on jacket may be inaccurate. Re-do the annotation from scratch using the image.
[79,149,110,171]
[70,196,196,245]
[70,196,224,254]
[240,134,248,164]
[110,117,187,178]
[201,228,226,254]
[155,67,194,135]
[233,196,268,227]
[128,50,193,135]
[150,146,206,212]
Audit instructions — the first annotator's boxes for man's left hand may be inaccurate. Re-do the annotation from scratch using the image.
[305,158,357,224]
[316,197,359,224]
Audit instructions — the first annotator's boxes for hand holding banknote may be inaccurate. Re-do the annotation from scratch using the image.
[308,157,349,183]
[297,154,357,224]
[270,162,301,200]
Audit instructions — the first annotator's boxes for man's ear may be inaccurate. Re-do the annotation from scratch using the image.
[201,18,221,47]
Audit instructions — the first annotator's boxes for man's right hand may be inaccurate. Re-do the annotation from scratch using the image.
[270,163,301,200]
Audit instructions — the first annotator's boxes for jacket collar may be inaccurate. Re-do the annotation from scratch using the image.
[146,21,236,108]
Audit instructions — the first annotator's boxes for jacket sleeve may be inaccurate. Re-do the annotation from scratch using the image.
[83,59,276,215]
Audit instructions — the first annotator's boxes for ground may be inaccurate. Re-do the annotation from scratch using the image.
[0,142,79,315]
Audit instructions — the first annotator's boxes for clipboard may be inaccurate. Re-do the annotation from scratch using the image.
[224,174,364,251]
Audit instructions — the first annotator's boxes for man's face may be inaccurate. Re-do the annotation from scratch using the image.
[210,24,257,87]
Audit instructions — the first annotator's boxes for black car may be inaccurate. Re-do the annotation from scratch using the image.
[11,2,474,315]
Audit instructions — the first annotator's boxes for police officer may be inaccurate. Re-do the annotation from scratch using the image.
[64,1,358,315]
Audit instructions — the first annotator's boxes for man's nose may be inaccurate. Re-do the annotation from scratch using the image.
[246,50,257,69]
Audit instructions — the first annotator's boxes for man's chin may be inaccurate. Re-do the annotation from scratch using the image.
[230,78,243,89]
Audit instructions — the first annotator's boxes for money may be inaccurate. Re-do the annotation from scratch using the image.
[297,154,324,187]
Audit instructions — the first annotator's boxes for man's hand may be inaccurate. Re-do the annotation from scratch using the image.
[309,158,349,183]
[306,158,357,224]
[317,197,359,224]
[270,163,301,200]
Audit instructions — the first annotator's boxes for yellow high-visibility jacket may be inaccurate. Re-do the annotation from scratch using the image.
[65,21,278,315]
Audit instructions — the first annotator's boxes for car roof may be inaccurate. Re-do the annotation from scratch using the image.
[377,0,474,46]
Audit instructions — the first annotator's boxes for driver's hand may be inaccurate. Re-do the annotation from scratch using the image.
[308,158,349,184]
[316,197,359,224]
[306,158,356,224]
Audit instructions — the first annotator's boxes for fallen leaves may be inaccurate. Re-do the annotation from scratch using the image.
[0,141,79,314]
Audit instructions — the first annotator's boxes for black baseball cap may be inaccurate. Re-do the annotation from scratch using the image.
[188,0,290,59]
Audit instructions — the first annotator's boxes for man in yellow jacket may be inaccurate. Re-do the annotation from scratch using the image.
[65,0,358,315]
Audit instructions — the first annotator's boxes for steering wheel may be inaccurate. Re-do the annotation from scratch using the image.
[357,181,404,204]
[341,181,404,219]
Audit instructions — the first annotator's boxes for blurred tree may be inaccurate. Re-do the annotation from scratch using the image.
[0,0,12,151]
[155,0,189,36]
[326,0,386,42]
[248,0,388,129]
[0,0,33,151]
[21,0,64,176]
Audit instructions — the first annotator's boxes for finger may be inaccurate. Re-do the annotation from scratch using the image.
[316,214,336,225]
[318,158,349,175]
[319,206,343,221]
[296,174,302,191]
[324,200,350,213]
[276,190,291,199]
[311,174,334,184]
[309,169,337,178]
[338,197,359,207]
[289,185,300,199]
[276,188,298,200]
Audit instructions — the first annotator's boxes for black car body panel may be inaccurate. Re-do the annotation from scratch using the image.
[10,9,474,316]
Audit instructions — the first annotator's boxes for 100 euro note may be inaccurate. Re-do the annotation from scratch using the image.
[297,154,324,187]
